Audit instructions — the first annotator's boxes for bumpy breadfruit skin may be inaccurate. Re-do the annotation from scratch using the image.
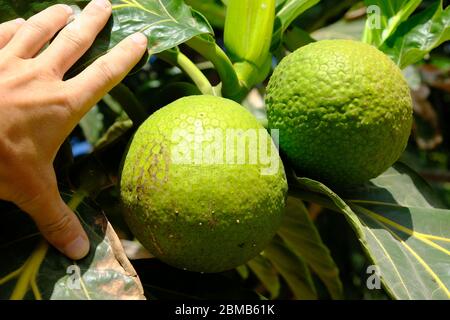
[266,39,413,187]
[120,95,288,273]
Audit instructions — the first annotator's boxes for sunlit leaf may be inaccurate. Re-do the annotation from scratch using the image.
[0,194,144,300]
[380,0,450,69]
[362,0,422,47]
[0,0,213,74]
[291,163,450,300]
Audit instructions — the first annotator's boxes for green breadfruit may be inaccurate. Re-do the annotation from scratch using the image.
[120,95,287,273]
[266,39,413,187]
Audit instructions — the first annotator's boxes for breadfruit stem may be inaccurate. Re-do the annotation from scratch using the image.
[109,84,148,126]
[186,36,246,101]
[157,49,216,96]
[176,53,217,96]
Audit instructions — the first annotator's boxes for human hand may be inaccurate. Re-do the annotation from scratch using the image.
[0,0,147,259]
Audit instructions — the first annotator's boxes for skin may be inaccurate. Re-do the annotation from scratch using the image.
[0,0,148,260]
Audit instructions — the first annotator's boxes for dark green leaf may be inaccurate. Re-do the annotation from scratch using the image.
[264,236,317,299]
[380,1,450,69]
[247,255,280,299]
[291,163,450,300]
[0,194,144,300]
[278,196,343,299]
[283,26,316,51]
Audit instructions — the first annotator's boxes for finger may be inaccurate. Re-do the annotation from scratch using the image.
[0,18,25,49]
[40,0,112,76]
[65,33,147,117]
[18,179,90,260]
[5,4,73,58]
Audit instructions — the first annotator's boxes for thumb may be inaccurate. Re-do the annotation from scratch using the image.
[18,185,90,260]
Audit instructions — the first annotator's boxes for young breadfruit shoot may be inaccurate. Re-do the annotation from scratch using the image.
[0,0,449,303]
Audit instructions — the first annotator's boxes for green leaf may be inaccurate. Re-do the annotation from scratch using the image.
[291,163,450,300]
[0,194,144,300]
[278,196,343,299]
[110,0,213,54]
[0,0,213,74]
[271,0,321,50]
[362,0,422,47]
[247,255,281,299]
[380,1,450,69]
[264,236,317,299]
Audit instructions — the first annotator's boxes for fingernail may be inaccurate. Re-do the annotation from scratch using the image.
[93,0,111,9]
[67,15,76,24]
[64,236,90,260]
[130,33,147,46]
[14,18,25,25]
[61,4,73,15]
